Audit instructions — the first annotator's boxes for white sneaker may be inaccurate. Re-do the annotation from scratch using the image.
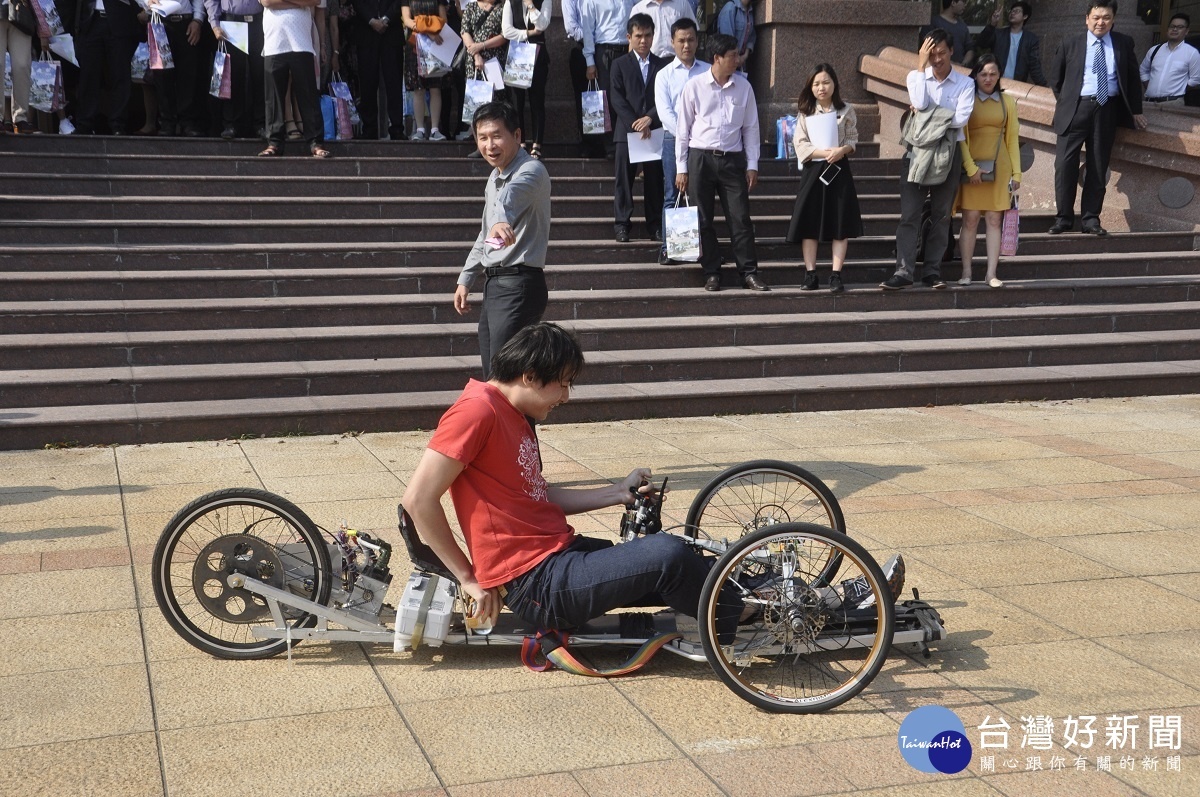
[410,129,428,141]
[429,129,447,141]
[58,118,75,135]
[455,129,473,141]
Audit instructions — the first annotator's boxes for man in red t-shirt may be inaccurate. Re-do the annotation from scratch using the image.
[401,322,742,633]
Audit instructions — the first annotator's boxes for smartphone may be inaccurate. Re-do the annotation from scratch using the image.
[819,162,842,186]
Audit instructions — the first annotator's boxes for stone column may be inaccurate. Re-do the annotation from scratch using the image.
[749,0,929,143]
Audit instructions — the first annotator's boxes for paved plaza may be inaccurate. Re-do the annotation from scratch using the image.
[2,395,1199,797]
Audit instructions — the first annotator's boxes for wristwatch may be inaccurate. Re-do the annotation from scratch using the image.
[381,16,390,24]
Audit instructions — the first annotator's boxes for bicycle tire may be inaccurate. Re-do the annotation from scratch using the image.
[698,522,895,714]
[152,488,333,660]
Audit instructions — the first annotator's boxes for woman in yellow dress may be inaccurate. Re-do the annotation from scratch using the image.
[956,54,1021,288]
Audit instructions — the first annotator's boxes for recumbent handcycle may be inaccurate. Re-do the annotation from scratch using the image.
[152,460,945,713]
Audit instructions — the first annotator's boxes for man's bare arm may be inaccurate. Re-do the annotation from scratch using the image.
[546,468,652,515]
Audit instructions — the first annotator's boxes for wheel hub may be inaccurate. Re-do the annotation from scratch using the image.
[192,534,283,623]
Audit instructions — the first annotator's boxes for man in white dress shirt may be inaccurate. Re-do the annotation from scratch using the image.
[1140,13,1200,108]
[629,0,694,60]
[675,33,768,292]
[654,16,706,265]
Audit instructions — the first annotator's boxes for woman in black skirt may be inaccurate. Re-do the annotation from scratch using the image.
[785,63,862,294]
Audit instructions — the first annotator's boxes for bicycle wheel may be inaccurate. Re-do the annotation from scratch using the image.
[698,522,895,714]
[152,488,333,660]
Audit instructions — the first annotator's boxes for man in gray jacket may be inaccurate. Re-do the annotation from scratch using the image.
[882,28,974,291]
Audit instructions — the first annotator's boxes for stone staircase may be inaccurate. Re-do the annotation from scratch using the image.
[1,135,1198,450]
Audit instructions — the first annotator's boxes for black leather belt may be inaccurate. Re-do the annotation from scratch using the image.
[163,13,188,22]
[693,147,744,158]
[1145,95,1184,102]
[596,43,627,50]
[224,14,259,23]
[485,264,538,278]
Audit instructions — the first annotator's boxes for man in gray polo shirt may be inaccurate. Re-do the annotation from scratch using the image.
[455,102,553,378]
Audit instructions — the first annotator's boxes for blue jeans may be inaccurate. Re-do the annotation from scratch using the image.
[502,534,743,641]
[661,134,677,255]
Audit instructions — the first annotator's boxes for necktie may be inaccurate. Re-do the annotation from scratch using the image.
[1093,40,1109,106]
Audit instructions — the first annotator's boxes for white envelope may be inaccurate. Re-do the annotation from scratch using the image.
[627,128,665,164]
[804,111,839,152]
[220,21,250,55]
[418,26,462,69]
[483,58,504,89]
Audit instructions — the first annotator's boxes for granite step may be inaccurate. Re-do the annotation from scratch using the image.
[3,359,1197,449]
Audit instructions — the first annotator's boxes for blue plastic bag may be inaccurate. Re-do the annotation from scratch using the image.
[320,95,337,142]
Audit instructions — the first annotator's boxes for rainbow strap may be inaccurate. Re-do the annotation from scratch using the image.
[520,629,683,677]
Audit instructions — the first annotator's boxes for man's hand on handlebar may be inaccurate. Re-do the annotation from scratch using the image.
[619,468,654,502]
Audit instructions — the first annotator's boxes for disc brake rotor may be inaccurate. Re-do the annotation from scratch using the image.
[192,534,284,623]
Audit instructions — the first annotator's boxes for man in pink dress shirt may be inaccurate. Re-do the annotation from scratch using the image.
[674,33,769,292]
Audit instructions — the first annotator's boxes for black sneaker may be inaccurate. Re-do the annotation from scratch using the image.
[800,271,819,291]
[921,275,947,290]
[828,273,844,294]
[880,275,913,291]
[838,553,906,609]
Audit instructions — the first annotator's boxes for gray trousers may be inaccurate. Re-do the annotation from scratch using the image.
[893,154,962,281]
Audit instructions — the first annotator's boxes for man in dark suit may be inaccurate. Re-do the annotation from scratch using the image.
[1048,0,1146,236]
[609,13,667,243]
[73,0,140,135]
[350,0,405,140]
[976,1,1046,86]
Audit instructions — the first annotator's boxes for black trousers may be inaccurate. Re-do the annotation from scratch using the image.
[614,140,664,235]
[75,9,139,134]
[592,42,625,155]
[686,148,758,277]
[355,25,404,139]
[566,41,591,150]
[508,48,549,146]
[894,154,962,281]
[264,50,323,149]
[153,18,200,134]
[478,269,548,378]
[1054,97,1118,227]
[220,16,266,135]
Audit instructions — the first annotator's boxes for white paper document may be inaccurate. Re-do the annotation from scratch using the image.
[804,111,839,152]
[418,27,462,71]
[221,21,250,55]
[627,128,665,164]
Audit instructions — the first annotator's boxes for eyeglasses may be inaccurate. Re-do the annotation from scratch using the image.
[1168,24,1188,30]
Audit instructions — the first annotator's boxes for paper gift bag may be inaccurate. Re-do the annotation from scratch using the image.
[334,97,353,140]
[416,37,451,79]
[148,14,174,70]
[29,55,62,112]
[209,45,232,99]
[1000,194,1019,257]
[581,79,610,135]
[329,73,359,128]
[131,42,150,83]
[663,196,701,263]
[3,54,11,99]
[482,57,504,89]
[775,115,796,160]
[502,40,537,89]
[462,72,494,124]
[32,0,65,37]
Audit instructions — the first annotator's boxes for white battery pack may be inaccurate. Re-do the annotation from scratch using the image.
[393,571,456,651]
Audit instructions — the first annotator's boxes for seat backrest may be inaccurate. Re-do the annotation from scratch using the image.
[396,504,459,583]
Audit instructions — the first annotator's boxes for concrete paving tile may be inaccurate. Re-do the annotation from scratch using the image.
[983,486,1072,504]
[368,644,586,705]
[0,609,144,677]
[141,606,216,661]
[159,708,438,797]
[982,769,1148,797]
[963,500,1163,538]
[857,462,1031,493]
[1046,480,1192,499]
[693,743,858,797]
[929,489,1015,507]
[0,663,153,748]
[299,496,408,531]
[993,578,1200,637]
[905,539,1125,587]
[0,553,39,574]
[1095,493,1200,532]
[844,781,1004,797]
[615,670,899,752]
[117,458,259,486]
[119,482,237,516]
[402,684,677,785]
[919,438,1063,462]
[0,463,121,493]
[916,589,1076,655]
[1094,631,1200,690]
[1145,573,1200,600]
[259,470,405,503]
[0,514,126,554]
[446,773,586,797]
[1052,530,1200,577]
[1093,455,1199,480]
[571,758,724,797]
[808,442,959,467]
[847,507,1024,548]
[815,467,919,499]
[807,734,975,790]
[0,566,135,619]
[244,444,391,479]
[976,457,1146,487]
[540,434,688,460]
[652,431,795,455]
[839,493,946,514]
[756,423,908,449]
[937,638,1200,719]
[0,447,117,470]
[0,732,163,797]
[1149,450,1200,473]
[150,643,390,730]
[40,544,132,572]
[892,558,976,594]
[0,485,124,523]
[1109,756,1199,797]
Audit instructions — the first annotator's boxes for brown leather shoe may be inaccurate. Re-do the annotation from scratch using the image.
[743,273,770,292]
